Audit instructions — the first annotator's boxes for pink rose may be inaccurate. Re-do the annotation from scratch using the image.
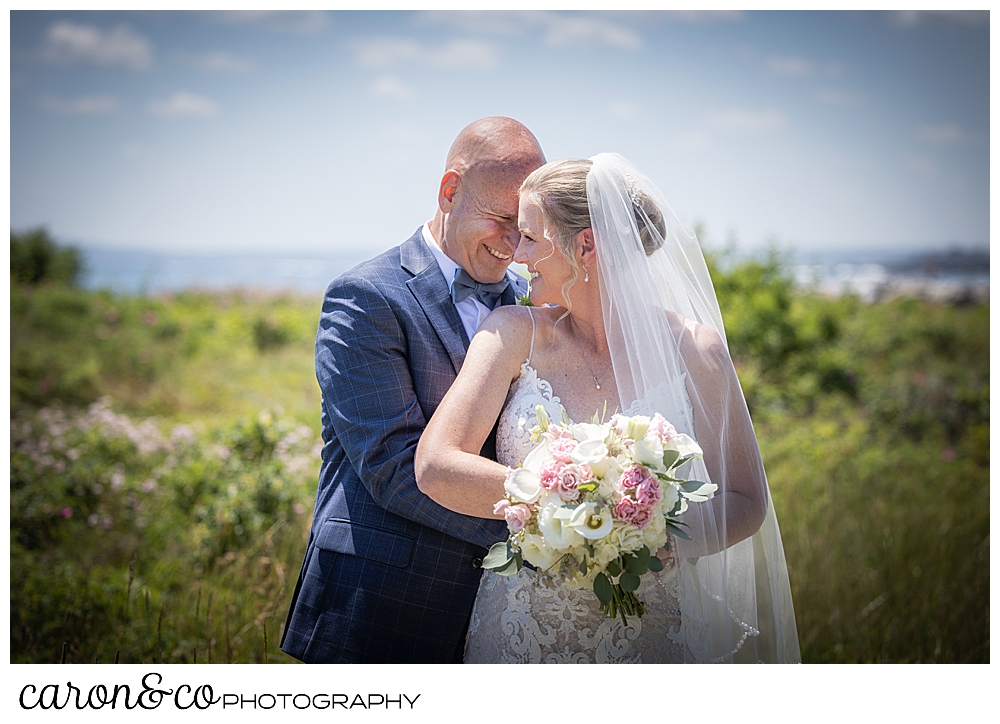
[549,437,578,464]
[614,497,655,529]
[619,464,656,491]
[634,478,662,506]
[649,413,677,443]
[504,504,532,533]
[539,461,564,490]
[555,463,592,501]
[493,499,510,516]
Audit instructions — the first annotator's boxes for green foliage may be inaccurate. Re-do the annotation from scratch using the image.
[11,227,83,286]
[7,248,989,663]
[10,401,318,663]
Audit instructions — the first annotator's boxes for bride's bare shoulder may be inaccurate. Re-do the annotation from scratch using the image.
[664,310,730,373]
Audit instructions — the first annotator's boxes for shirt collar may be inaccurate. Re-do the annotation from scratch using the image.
[422,223,461,288]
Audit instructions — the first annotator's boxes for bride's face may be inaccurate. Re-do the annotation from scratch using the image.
[515,197,575,307]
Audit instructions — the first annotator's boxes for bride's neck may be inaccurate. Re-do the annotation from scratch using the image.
[565,289,608,355]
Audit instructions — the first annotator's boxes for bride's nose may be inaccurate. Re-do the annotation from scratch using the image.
[513,238,529,265]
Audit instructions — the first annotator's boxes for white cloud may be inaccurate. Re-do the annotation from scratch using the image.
[205,11,328,34]
[190,51,252,74]
[815,88,862,106]
[915,123,964,144]
[42,22,152,70]
[705,108,788,133]
[369,75,416,102]
[766,56,812,76]
[670,10,745,23]
[543,15,641,49]
[355,38,498,70]
[40,95,119,115]
[604,101,641,120]
[889,10,988,28]
[148,92,218,118]
[417,10,641,50]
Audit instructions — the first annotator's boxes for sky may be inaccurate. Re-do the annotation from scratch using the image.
[8,9,991,259]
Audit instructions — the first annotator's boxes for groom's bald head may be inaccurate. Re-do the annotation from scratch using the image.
[445,117,545,180]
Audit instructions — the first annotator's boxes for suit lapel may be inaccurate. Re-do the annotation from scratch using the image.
[401,232,469,374]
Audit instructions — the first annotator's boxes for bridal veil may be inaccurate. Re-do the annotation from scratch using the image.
[587,153,800,663]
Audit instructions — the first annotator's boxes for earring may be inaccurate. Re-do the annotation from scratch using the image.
[584,268,590,283]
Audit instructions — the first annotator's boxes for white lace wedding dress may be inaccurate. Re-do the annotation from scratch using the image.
[463,358,688,664]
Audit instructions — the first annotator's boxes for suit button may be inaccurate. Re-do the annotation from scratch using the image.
[471,557,483,569]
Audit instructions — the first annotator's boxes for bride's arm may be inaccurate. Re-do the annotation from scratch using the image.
[675,323,768,558]
[415,306,532,518]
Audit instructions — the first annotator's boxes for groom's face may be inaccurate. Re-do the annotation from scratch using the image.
[442,167,526,284]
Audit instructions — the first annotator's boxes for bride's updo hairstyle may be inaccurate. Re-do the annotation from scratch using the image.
[520,158,667,283]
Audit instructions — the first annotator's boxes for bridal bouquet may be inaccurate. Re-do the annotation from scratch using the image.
[484,407,717,624]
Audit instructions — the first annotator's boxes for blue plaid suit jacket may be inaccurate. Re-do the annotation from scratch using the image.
[280,229,519,663]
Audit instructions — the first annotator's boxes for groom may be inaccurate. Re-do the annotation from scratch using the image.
[280,117,546,663]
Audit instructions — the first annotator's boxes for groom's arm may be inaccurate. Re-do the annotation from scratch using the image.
[316,274,505,550]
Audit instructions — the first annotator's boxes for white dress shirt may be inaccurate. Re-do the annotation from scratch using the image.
[421,223,499,342]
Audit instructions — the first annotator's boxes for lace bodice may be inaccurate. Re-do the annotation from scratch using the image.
[495,362,566,470]
[465,356,687,664]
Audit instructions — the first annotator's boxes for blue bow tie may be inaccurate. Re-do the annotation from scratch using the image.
[450,268,509,310]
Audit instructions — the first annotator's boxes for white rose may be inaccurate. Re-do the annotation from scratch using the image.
[664,433,703,460]
[633,436,665,470]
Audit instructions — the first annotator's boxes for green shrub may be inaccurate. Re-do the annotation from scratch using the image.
[11,227,82,286]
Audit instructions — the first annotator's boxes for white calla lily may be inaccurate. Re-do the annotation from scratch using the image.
[568,502,614,540]
[571,438,609,478]
[521,436,550,473]
[572,422,611,444]
[504,468,541,504]
[664,433,703,459]
[538,501,583,548]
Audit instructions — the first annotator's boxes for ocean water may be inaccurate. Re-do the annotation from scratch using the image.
[78,244,989,303]
[79,246,372,296]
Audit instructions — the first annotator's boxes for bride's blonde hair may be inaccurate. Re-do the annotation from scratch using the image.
[520,158,667,300]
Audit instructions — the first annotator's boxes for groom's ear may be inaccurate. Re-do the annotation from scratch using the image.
[438,169,462,213]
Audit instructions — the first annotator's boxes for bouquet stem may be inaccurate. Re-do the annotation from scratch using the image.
[600,583,646,627]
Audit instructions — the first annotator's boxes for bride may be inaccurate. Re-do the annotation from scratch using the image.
[415,154,800,663]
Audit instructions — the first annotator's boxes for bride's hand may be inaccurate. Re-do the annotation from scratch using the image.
[655,545,676,570]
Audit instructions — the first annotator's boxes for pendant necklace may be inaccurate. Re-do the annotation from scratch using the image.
[569,321,612,390]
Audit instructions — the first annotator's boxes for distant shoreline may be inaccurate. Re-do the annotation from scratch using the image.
[76,243,989,303]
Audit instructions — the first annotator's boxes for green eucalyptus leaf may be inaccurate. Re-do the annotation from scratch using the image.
[681,480,709,493]
[580,559,588,574]
[606,559,622,577]
[594,573,613,605]
[619,571,641,592]
[665,520,693,540]
[648,555,664,572]
[662,449,680,470]
[493,553,523,577]
[625,553,647,576]
[482,541,514,570]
